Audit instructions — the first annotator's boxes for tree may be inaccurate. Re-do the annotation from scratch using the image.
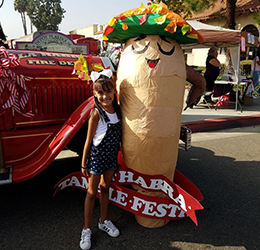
[152,0,237,29]
[249,10,260,26]
[14,0,29,35]
[150,0,191,18]
[151,0,191,18]
[224,0,237,29]
[184,0,237,29]
[151,0,216,18]
[26,0,65,31]
[182,0,215,16]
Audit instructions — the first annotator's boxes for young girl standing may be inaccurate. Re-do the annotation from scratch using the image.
[80,69,121,250]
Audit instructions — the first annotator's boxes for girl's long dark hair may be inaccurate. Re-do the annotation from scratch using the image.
[93,76,121,122]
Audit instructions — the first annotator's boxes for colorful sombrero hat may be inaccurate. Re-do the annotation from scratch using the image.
[103,2,204,44]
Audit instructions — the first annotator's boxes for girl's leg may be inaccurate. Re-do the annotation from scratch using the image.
[99,170,115,223]
[83,174,101,229]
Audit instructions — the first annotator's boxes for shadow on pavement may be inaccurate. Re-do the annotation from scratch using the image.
[0,146,259,250]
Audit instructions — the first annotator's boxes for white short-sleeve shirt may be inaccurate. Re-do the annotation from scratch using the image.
[92,109,119,146]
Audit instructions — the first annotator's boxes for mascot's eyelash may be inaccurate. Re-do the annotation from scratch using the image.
[157,43,175,56]
[132,42,150,54]
[134,34,147,41]
[159,36,171,43]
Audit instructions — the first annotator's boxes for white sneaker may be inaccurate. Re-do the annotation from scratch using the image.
[98,219,120,237]
[80,228,91,250]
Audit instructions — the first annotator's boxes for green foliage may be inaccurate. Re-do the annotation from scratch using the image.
[192,62,252,81]
[219,63,226,74]
[14,0,28,13]
[150,0,192,18]
[183,0,214,13]
[26,0,65,31]
[250,12,260,27]
[240,60,251,76]
[151,0,237,29]
[185,64,226,86]
[151,0,216,17]
[193,66,205,74]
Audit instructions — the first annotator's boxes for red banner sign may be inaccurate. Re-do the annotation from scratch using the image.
[54,155,203,226]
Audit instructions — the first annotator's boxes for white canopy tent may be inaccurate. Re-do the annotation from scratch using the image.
[182,20,259,111]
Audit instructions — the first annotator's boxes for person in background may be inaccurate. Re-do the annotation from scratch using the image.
[251,48,260,97]
[203,46,220,103]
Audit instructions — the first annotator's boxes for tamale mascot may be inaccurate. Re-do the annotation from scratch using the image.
[103,2,205,228]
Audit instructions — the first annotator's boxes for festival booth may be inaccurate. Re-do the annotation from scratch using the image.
[182,20,259,111]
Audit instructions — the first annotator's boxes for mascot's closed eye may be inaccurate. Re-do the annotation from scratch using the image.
[132,42,150,54]
[157,36,175,56]
[132,35,150,54]
[131,34,175,56]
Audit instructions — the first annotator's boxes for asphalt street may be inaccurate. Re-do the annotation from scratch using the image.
[0,125,259,250]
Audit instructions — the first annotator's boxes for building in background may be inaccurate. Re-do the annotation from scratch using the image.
[69,24,106,53]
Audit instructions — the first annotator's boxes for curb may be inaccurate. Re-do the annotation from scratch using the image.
[182,114,260,133]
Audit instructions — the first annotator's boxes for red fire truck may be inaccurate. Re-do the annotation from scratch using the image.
[0,48,191,185]
[0,48,115,184]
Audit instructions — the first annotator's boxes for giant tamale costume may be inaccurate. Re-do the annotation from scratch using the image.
[103,3,204,228]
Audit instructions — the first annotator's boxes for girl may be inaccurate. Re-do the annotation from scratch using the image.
[80,69,121,250]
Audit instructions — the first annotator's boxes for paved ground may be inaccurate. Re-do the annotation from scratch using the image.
[1,126,259,250]
[181,91,260,132]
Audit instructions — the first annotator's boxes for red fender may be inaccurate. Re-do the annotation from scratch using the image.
[12,97,94,183]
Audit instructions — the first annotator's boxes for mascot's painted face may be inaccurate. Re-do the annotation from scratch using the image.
[119,35,186,79]
[117,34,187,140]
[132,34,175,68]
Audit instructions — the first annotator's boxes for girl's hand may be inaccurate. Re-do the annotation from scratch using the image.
[81,165,89,176]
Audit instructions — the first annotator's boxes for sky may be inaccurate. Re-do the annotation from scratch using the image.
[0,0,149,40]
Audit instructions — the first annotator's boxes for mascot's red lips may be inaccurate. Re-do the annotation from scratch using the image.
[146,58,160,68]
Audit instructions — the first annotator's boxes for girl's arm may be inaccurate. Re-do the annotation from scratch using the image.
[81,109,99,176]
